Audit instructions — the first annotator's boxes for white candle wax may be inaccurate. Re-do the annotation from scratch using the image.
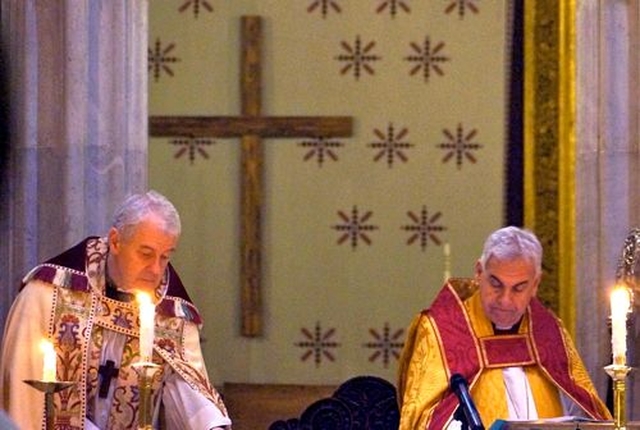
[40,339,56,382]
[136,292,155,362]
[610,286,630,365]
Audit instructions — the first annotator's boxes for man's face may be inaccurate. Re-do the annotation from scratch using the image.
[475,256,540,329]
[108,215,178,295]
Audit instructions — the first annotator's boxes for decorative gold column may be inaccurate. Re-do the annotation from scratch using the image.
[132,362,161,430]
[524,0,577,336]
[605,363,632,429]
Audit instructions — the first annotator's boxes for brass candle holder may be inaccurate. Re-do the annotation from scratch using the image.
[132,361,161,430]
[604,364,632,430]
[23,379,75,430]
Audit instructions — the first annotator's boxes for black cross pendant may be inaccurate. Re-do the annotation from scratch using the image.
[98,359,120,398]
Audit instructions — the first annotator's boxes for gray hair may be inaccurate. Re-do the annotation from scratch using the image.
[479,226,542,277]
[111,190,181,239]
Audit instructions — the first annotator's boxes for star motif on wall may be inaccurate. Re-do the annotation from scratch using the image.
[445,0,480,19]
[307,0,343,18]
[298,137,344,166]
[171,137,215,164]
[437,123,483,169]
[178,0,214,18]
[368,123,413,167]
[375,0,411,18]
[401,206,447,251]
[363,322,405,368]
[148,38,180,82]
[294,322,340,367]
[404,36,449,83]
[332,206,379,249]
[335,36,382,80]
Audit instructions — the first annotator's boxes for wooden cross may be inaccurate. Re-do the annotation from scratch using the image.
[150,16,353,337]
[98,360,120,398]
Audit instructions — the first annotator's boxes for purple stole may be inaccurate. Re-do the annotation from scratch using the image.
[426,283,609,429]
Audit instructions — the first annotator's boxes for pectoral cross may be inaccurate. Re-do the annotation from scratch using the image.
[150,16,353,337]
[98,360,120,398]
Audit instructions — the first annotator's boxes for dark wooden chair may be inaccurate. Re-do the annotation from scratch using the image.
[268,375,400,430]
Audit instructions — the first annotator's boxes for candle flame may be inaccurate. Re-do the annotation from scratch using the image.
[611,286,631,314]
[610,286,631,366]
[136,291,152,305]
[40,339,56,382]
[136,292,156,363]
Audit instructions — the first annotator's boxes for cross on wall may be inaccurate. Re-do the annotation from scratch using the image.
[150,16,354,337]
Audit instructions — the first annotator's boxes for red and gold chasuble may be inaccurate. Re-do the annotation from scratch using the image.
[26,237,227,429]
[398,279,611,429]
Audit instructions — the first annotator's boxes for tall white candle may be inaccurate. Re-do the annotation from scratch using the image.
[610,286,631,366]
[40,339,56,382]
[443,243,451,282]
[136,292,155,362]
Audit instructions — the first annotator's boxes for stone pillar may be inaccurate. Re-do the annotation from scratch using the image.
[0,0,148,335]
[576,0,640,418]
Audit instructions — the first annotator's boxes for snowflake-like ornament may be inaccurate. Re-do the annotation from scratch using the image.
[171,137,215,164]
[368,123,413,167]
[308,0,343,18]
[332,206,379,249]
[445,0,480,19]
[375,0,411,18]
[335,36,381,80]
[148,38,180,82]
[363,323,405,368]
[178,0,214,19]
[299,137,344,166]
[294,322,340,367]
[437,123,483,169]
[401,206,447,251]
[405,36,449,83]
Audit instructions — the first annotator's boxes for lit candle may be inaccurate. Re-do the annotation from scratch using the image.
[443,243,451,282]
[136,292,155,362]
[610,286,631,366]
[40,339,56,382]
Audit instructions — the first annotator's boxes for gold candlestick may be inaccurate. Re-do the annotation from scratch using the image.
[24,379,75,430]
[604,364,632,430]
[132,362,161,430]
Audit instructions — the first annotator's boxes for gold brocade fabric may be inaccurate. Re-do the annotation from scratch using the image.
[397,279,611,430]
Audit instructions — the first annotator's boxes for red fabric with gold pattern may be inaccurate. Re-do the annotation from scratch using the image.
[426,284,480,429]
[425,282,610,429]
[528,299,607,419]
[480,335,535,368]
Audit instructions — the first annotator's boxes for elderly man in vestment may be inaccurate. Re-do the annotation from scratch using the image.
[0,191,231,429]
[397,226,612,429]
